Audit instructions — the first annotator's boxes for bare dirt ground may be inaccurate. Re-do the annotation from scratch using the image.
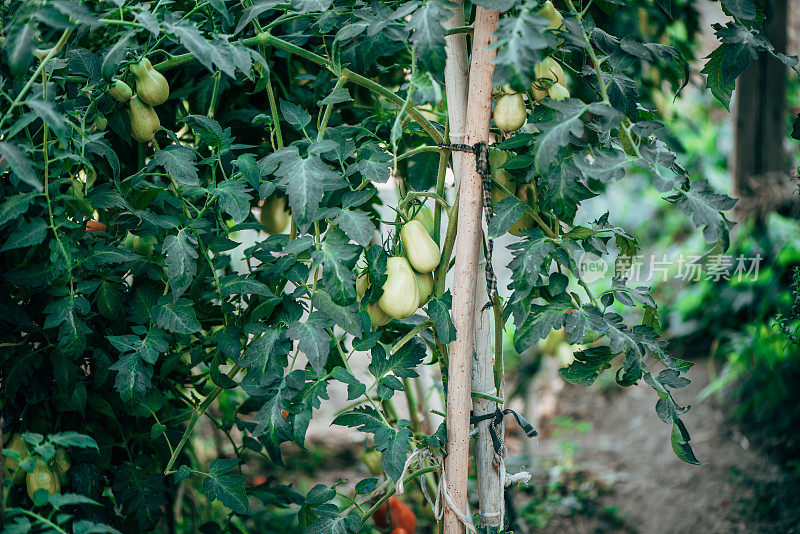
[520,359,800,534]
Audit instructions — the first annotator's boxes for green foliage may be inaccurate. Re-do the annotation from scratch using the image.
[0,0,784,531]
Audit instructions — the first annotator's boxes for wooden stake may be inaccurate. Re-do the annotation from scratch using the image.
[473,259,503,527]
[444,7,499,534]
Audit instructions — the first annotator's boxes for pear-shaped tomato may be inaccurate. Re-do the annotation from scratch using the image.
[357,272,392,327]
[362,450,383,476]
[130,58,170,106]
[489,149,516,204]
[548,83,570,100]
[52,448,71,486]
[259,195,291,234]
[108,79,132,102]
[509,184,535,237]
[26,459,60,500]
[3,434,28,484]
[409,205,435,237]
[94,115,108,130]
[532,57,565,101]
[400,220,441,273]
[415,271,433,306]
[128,96,160,142]
[378,257,420,319]
[534,57,565,88]
[493,92,526,132]
[540,0,563,29]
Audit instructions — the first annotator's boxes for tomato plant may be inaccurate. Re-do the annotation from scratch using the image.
[0,0,795,532]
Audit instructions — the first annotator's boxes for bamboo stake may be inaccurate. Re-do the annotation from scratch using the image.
[444,0,469,174]
[444,7,500,534]
[473,258,503,527]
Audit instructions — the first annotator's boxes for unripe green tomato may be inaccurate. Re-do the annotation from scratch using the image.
[410,205,435,237]
[123,232,156,255]
[508,184,536,237]
[489,149,516,204]
[540,0,563,29]
[493,93,527,132]
[130,58,170,106]
[26,459,60,500]
[532,57,566,101]
[108,79,133,102]
[94,115,108,131]
[531,85,549,102]
[378,257,420,319]
[356,272,392,327]
[534,57,565,88]
[548,83,570,101]
[400,220,441,273]
[259,195,291,234]
[3,434,28,484]
[128,96,160,142]
[415,271,434,307]
[52,448,71,486]
[362,450,383,476]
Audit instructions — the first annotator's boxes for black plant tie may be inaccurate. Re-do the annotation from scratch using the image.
[438,141,498,310]
[471,408,538,454]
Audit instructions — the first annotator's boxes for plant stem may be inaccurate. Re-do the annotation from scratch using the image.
[164,365,240,474]
[358,466,439,530]
[317,75,345,141]
[0,29,72,131]
[153,32,443,144]
[390,321,431,355]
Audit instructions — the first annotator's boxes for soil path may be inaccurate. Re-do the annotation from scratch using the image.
[528,359,798,534]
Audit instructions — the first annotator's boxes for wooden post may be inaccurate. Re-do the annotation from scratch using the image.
[472,258,503,527]
[731,0,788,208]
[444,0,469,175]
[444,7,500,534]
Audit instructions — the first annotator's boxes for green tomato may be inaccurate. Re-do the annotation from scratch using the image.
[548,83,570,101]
[259,195,291,234]
[3,434,28,485]
[378,257,420,319]
[410,205,435,237]
[489,149,516,204]
[130,57,170,106]
[52,448,71,486]
[415,271,434,307]
[356,273,392,327]
[493,93,526,132]
[540,0,563,29]
[400,220,441,273]
[362,450,383,476]
[26,459,60,500]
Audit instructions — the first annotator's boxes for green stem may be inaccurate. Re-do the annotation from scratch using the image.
[13,510,68,534]
[317,75,346,141]
[493,302,504,394]
[433,202,458,298]
[390,321,431,355]
[397,145,443,162]
[207,71,222,117]
[433,144,449,246]
[265,74,284,149]
[358,466,439,530]
[164,365,240,474]
[153,32,443,144]
[471,391,505,404]
[397,191,450,213]
[403,378,421,433]
[0,29,72,131]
